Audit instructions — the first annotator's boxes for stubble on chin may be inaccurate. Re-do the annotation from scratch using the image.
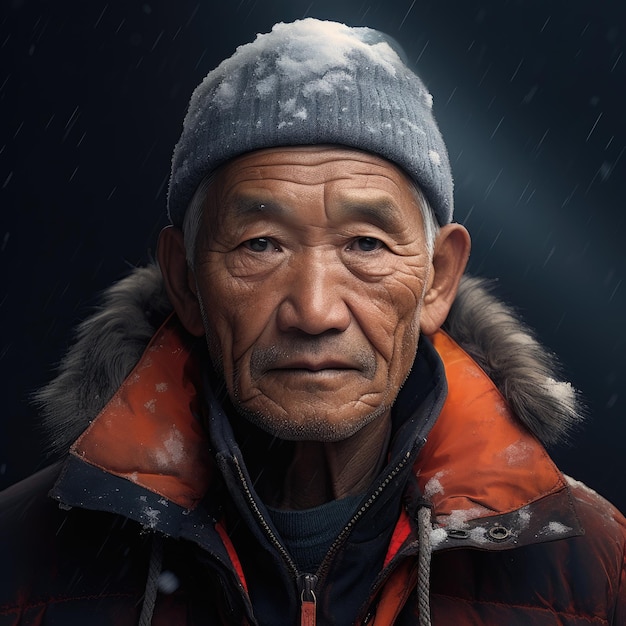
[230,396,391,442]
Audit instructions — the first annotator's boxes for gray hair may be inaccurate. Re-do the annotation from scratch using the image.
[182,171,440,268]
[182,172,216,267]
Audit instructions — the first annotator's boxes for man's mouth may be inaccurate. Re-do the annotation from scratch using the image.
[271,359,356,372]
[249,344,378,380]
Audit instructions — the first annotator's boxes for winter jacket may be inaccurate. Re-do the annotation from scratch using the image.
[1,266,625,625]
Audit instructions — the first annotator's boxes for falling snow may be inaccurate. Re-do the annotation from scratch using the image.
[158,571,180,594]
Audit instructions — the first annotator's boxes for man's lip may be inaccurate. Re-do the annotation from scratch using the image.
[270,359,358,372]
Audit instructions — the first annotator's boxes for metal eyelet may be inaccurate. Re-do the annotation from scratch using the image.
[488,525,511,542]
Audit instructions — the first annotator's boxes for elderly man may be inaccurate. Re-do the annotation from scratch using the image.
[1,18,624,626]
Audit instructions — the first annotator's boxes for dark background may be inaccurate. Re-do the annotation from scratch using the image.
[2,0,625,511]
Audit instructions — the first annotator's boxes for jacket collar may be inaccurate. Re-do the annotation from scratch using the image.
[425,330,571,520]
[414,331,583,550]
[65,314,211,511]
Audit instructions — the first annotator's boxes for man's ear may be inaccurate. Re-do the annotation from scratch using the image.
[419,223,471,336]
[157,226,205,337]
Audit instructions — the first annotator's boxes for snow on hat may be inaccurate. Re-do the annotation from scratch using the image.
[167,18,453,226]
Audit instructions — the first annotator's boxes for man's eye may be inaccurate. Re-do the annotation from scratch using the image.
[352,237,384,252]
[243,237,274,252]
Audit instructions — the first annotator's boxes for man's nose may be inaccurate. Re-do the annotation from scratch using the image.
[276,253,351,335]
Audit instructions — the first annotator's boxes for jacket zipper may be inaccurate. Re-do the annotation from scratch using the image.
[232,457,324,624]
[232,456,317,624]
[315,449,413,584]
[231,456,300,578]
[232,448,414,625]
[299,573,318,626]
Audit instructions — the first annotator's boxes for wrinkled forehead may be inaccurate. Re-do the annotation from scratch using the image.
[185,145,426,235]
[212,145,417,190]
[195,146,426,245]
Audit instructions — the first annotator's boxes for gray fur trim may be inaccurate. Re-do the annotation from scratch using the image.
[34,265,173,455]
[442,275,584,444]
[36,269,583,455]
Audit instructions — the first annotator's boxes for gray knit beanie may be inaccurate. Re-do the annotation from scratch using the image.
[168,18,453,226]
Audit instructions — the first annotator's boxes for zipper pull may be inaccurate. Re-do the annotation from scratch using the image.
[299,573,318,626]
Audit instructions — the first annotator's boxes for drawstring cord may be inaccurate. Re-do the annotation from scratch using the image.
[139,533,163,626]
[416,505,433,626]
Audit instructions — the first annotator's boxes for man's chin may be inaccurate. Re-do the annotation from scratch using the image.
[232,401,389,443]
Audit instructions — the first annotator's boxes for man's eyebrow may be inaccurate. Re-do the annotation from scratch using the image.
[225,196,409,232]
[228,197,288,220]
[336,198,407,232]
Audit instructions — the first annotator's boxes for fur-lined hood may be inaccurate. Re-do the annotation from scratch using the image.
[35,266,583,455]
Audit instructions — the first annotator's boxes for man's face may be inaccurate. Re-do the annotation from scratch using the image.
[192,146,434,441]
